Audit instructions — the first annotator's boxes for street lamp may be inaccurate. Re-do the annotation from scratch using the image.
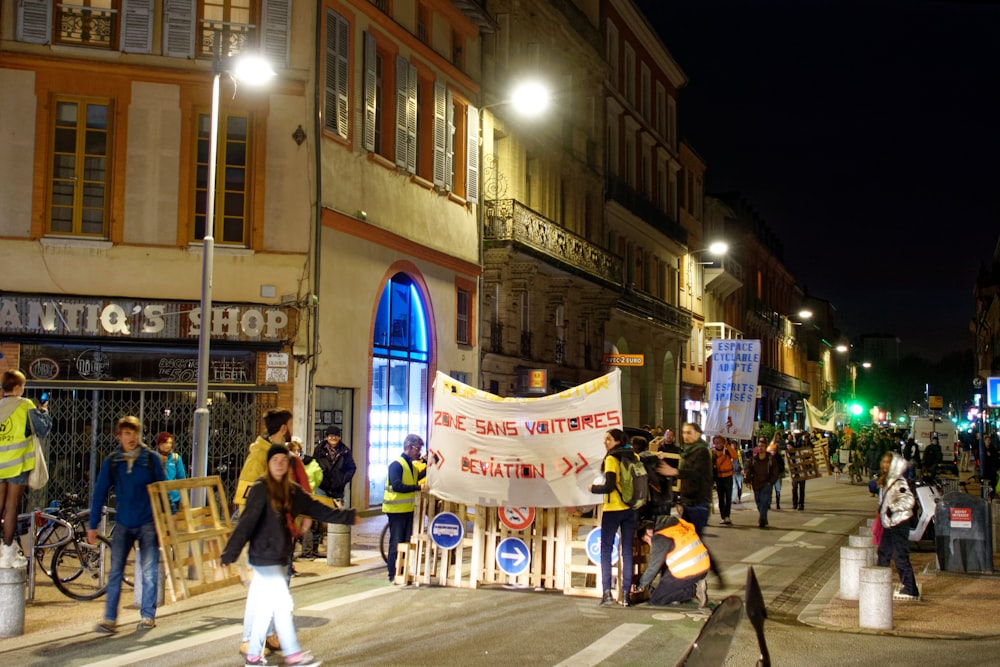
[192,37,275,505]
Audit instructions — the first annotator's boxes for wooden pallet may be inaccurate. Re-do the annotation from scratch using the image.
[786,446,821,483]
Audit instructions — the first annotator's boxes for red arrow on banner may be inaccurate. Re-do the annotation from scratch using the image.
[429,448,445,469]
[575,453,589,473]
[561,457,573,476]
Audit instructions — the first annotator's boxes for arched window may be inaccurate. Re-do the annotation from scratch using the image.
[369,273,430,505]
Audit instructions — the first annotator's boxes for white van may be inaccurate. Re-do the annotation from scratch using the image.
[909,417,958,455]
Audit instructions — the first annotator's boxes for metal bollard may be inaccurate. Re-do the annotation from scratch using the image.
[0,565,26,637]
[859,566,893,630]
[839,545,874,600]
[326,523,351,567]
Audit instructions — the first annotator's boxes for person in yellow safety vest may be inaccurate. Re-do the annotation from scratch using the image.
[382,433,428,583]
[632,517,710,607]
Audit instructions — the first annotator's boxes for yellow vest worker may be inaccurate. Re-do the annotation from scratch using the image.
[382,435,426,582]
[635,516,710,607]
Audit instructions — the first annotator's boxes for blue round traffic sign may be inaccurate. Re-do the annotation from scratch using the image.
[429,512,464,550]
[585,527,619,566]
[496,537,530,576]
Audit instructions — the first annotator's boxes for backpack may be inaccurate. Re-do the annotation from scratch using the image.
[612,448,648,509]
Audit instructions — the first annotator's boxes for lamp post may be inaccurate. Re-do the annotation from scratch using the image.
[192,36,275,505]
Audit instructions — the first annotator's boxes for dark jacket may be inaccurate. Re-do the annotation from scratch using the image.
[676,440,713,506]
[746,454,779,491]
[315,441,357,498]
[221,479,356,567]
[88,445,165,530]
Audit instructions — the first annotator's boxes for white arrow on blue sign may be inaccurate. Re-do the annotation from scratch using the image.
[429,512,464,550]
[988,377,1000,408]
[496,537,530,576]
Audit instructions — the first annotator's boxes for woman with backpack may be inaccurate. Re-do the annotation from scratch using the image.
[589,428,638,608]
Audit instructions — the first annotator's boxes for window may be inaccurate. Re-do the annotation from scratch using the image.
[417,3,430,44]
[640,63,651,121]
[199,0,255,59]
[623,43,635,106]
[606,22,619,90]
[455,279,475,345]
[369,0,388,12]
[667,96,677,150]
[655,83,666,138]
[325,9,350,140]
[395,55,417,172]
[55,0,118,49]
[48,98,111,238]
[194,111,250,245]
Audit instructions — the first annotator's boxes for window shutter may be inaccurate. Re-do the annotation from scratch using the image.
[324,9,349,139]
[444,89,455,192]
[405,62,417,173]
[432,83,447,187]
[395,56,409,169]
[16,0,51,44]
[261,0,291,69]
[163,0,196,58]
[363,31,377,152]
[120,0,153,53]
[466,105,479,204]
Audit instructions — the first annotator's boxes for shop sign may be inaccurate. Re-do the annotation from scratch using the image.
[0,294,295,343]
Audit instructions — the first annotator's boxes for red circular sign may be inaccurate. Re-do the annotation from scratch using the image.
[499,506,535,531]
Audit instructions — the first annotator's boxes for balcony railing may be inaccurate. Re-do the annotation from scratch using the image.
[485,199,623,288]
[605,174,687,246]
[520,330,533,358]
[617,286,691,337]
[490,321,503,354]
[57,3,117,49]
[199,20,256,59]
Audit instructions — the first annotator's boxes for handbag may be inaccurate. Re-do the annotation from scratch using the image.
[25,400,50,489]
[871,512,884,546]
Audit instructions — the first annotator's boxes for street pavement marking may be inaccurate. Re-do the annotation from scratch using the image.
[803,518,825,527]
[82,587,398,667]
[301,584,399,611]
[743,546,782,563]
[551,622,650,667]
[779,531,805,542]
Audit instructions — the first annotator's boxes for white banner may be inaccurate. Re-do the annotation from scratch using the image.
[804,398,836,432]
[705,340,761,439]
[426,369,621,507]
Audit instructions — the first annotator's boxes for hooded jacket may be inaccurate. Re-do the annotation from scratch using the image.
[880,452,915,528]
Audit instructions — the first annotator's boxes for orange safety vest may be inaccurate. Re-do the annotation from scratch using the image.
[657,519,710,579]
[713,443,738,477]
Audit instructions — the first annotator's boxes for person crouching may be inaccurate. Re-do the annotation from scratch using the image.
[631,517,709,608]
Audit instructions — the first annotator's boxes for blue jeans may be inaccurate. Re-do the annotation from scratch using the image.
[681,503,710,537]
[106,522,158,622]
[245,564,301,658]
[600,508,636,594]
[386,511,413,581]
[754,484,773,527]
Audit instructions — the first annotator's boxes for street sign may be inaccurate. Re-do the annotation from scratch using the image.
[603,354,644,366]
[496,537,530,575]
[585,527,619,566]
[499,506,535,531]
[429,512,464,550]
[988,377,1000,408]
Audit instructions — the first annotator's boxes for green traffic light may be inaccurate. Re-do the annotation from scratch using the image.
[849,403,864,416]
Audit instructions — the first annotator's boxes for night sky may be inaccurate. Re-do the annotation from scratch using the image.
[635,0,1000,361]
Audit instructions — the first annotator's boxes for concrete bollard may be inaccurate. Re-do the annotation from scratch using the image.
[866,518,875,528]
[326,523,351,567]
[849,534,873,549]
[859,566,893,630]
[840,545,874,600]
[858,525,872,538]
[0,565,26,637]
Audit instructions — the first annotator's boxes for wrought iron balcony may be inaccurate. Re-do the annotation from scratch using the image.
[199,20,256,59]
[485,199,623,288]
[57,3,117,49]
[617,286,691,338]
[605,174,687,246]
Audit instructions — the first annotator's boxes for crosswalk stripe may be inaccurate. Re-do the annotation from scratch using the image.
[551,623,650,667]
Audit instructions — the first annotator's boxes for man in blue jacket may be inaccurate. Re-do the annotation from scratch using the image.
[87,416,165,634]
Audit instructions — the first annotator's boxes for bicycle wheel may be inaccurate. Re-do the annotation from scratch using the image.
[34,521,72,578]
[51,535,113,601]
[380,522,390,563]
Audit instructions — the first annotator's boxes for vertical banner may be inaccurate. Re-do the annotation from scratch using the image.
[705,340,761,439]
[426,369,621,507]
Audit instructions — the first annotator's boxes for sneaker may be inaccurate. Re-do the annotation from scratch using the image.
[695,578,708,608]
[95,620,118,634]
[245,657,268,667]
[136,618,156,631]
[0,542,26,569]
[285,651,321,667]
[599,590,615,607]
[893,591,920,601]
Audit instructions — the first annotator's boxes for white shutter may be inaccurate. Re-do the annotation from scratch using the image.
[432,83,447,187]
[363,31,377,152]
[394,55,409,169]
[120,0,153,53]
[444,89,454,192]
[405,62,417,174]
[466,105,479,204]
[163,0,196,58]
[261,0,291,69]
[16,0,51,44]
[324,9,349,139]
